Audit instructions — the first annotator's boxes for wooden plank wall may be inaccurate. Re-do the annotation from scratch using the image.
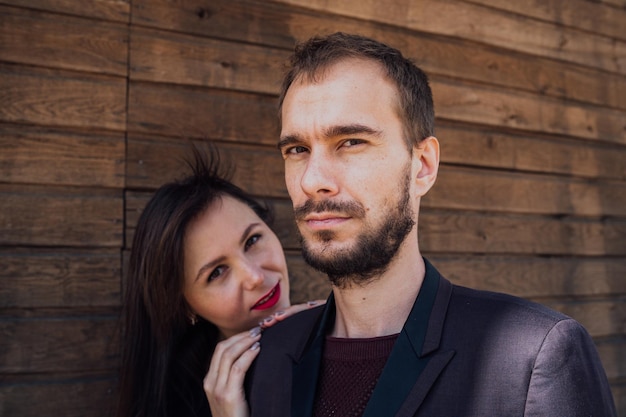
[1,0,624,415]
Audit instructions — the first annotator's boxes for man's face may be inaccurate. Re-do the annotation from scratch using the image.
[278,58,419,286]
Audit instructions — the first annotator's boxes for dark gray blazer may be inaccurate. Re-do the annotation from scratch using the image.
[246,259,616,416]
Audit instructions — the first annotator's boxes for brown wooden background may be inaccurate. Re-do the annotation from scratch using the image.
[1,0,625,415]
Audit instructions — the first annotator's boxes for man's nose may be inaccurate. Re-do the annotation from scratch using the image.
[299,150,339,198]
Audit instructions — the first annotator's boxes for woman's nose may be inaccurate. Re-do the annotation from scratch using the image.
[241,260,264,290]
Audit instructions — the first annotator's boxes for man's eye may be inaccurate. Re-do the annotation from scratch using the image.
[245,234,261,251]
[208,266,226,282]
[285,145,308,155]
[343,139,364,147]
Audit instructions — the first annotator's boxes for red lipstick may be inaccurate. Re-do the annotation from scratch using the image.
[251,283,281,311]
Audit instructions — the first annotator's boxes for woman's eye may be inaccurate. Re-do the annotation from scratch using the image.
[245,234,261,251]
[208,266,226,282]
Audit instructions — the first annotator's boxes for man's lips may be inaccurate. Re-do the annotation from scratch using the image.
[303,213,350,229]
[251,283,281,311]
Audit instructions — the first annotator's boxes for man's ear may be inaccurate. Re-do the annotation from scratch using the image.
[412,136,439,196]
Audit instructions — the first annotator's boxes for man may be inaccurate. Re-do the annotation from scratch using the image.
[246,32,616,417]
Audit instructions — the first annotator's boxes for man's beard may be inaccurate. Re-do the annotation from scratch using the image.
[295,171,415,288]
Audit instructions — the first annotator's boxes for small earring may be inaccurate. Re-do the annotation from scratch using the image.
[189,314,198,326]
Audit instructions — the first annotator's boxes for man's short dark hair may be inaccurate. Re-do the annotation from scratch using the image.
[278,32,435,147]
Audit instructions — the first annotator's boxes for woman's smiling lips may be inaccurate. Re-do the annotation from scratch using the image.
[251,283,281,311]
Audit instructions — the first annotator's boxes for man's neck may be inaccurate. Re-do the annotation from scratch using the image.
[329,244,425,338]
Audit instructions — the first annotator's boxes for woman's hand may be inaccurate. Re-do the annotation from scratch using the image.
[259,299,326,329]
[203,300,326,417]
[204,327,261,417]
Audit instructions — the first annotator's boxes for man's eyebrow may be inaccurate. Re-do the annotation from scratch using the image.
[277,135,300,151]
[324,124,382,138]
[278,124,381,150]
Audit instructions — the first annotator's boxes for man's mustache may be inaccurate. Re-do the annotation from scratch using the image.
[294,199,366,221]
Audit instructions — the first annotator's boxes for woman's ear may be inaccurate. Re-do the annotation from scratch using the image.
[412,136,439,196]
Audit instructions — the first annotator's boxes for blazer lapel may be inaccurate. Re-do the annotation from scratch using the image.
[290,294,336,417]
[363,259,455,417]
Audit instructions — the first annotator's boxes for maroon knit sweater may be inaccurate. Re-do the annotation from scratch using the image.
[312,333,399,417]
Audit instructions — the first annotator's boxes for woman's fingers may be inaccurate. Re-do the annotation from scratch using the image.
[204,328,262,417]
[260,299,326,328]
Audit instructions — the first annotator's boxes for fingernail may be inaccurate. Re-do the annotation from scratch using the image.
[250,341,260,350]
[249,326,262,337]
[273,310,286,317]
[307,301,318,307]
[263,316,274,324]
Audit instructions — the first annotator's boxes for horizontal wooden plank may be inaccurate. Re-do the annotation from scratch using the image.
[595,339,626,381]
[126,136,285,194]
[285,252,330,303]
[0,374,117,417]
[127,82,279,144]
[612,383,626,417]
[130,27,287,94]
[432,77,626,145]
[425,167,626,217]
[0,5,128,76]
[132,0,626,111]
[0,0,130,22]
[463,0,626,41]
[0,125,124,187]
[545,299,625,338]
[0,315,118,373]
[0,64,126,131]
[0,184,123,247]
[419,209,626,256]
[279,0,626,75]
[437,123,626,181]
[0,248,120,308]
[427,255,626,299]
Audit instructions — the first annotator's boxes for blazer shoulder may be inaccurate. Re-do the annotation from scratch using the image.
[447,284,574,336]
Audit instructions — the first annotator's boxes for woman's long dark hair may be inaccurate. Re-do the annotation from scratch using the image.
[117,145,272,417]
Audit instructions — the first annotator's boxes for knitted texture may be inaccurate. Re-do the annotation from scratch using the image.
[313,334,399,417]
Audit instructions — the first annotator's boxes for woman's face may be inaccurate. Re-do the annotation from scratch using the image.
[183,195,290,339]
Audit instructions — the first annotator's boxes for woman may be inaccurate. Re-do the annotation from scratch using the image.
[117,146,321,417]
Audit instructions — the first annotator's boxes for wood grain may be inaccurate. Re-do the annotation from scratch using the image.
[0,5,129,75]
[545,299,626,338]
[130,27,287,94]
[428,255,626,299]
[132,0,626,111]
[0,248,120,308]
[125,136,285,195]
[425,167,626,217]
[432,77,626,145]
[0,64,126,131]
[0,0,130,22]
[438,123,626,181]
[0,184,123,247]
[0,374,117,417]
[463,0,626,41]
[0,125,124,187]
[275,0,626,75]
[0,315,118,373]
[127,82,279,144]
[419,210,626,256]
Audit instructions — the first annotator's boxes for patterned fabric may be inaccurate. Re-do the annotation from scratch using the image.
[313,334,399,417]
